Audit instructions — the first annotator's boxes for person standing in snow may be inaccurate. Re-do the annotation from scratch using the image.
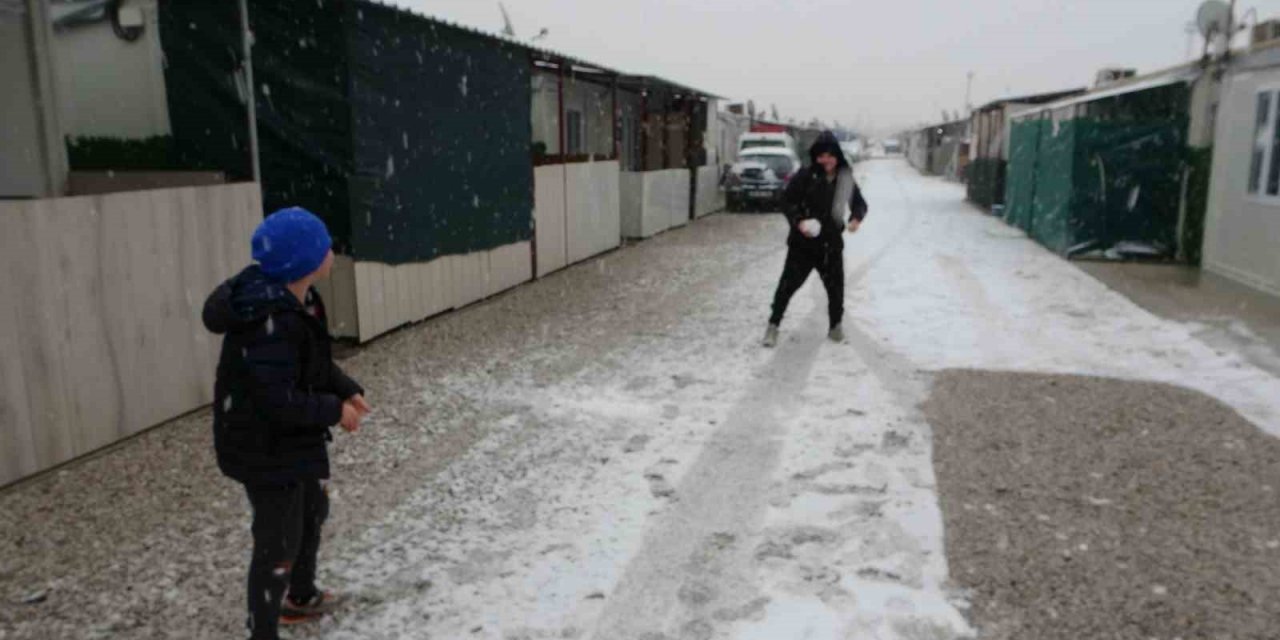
[202,207,370,640]
[763,131,868,347]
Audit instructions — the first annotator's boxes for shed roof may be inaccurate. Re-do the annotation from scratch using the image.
[1010,65,1201,120]
[371,0,719,98]
[975,87,1088,112]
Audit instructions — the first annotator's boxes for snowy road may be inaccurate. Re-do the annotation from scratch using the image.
[5,159,1280,639]
[297,159,1280,639]
[303,159,973,639]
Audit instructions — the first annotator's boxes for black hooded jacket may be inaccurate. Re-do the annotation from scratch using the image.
[202,265,362,484]
[781,131,868,248]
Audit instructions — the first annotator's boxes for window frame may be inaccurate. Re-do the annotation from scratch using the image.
[1246,86,1280,203]
[565,109,585,156]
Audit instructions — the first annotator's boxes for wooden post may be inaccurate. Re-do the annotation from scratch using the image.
[612,77,620,162]
[557,61,566,159]
[640,88,648,172]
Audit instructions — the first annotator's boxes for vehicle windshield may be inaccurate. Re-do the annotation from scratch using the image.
[741,139,787,150]
[739,154,795,177]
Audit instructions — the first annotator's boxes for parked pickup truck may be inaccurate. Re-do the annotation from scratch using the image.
[724,147,802,212]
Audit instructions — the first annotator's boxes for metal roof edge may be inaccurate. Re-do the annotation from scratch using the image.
[1009,65,1202,120]
[366,0,722,98]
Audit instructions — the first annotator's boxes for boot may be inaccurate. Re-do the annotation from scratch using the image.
[763,323,780,348]
[828,325,845,343]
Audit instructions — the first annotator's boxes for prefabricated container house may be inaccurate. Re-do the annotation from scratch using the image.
[967,88,1086,212]
[1004,64,1215,260]
[1203,43,1280,296]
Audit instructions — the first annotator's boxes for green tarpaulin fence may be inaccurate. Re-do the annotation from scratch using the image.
[1003,82,1192,259]
[159,0,533,264]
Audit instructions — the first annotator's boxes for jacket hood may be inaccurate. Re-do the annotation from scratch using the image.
[202,265,302,335]
[808,130,850,168]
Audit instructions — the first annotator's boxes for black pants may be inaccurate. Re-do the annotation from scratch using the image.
[243,480,329,640]
[770,243,844,329]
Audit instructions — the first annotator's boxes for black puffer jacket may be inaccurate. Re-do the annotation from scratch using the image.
[782,131,868,249]
[202,265,362,485]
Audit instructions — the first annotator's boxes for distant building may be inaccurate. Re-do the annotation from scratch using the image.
[966,88,1086,212]
[906,119,969,181]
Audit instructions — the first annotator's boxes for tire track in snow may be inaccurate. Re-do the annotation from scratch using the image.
[589,163,927,640]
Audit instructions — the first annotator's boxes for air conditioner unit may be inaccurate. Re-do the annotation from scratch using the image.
[1094,68,1138,88]
[1252,20,1280,48]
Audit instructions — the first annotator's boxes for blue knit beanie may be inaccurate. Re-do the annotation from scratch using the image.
[252,207,333,283]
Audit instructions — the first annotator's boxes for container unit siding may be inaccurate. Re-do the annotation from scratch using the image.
[1203,45,1280,296]
[530,63,623,278]
[617,75,719,239]
[1003,66,1208,260]
[967,88,1086,212]
[0,183,259,487]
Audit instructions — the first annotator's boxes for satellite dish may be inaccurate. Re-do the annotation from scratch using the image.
[499,3,516,38]
[1196,0,1231,38]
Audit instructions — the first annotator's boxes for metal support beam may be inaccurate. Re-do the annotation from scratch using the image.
[238,0,261,186]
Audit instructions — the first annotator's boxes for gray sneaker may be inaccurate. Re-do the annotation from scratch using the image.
[828,325,845,343]
[762,323,780,348]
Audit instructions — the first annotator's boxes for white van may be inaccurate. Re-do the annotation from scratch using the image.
[737,132,797,155]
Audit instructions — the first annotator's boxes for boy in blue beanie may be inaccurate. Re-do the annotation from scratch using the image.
[202,207,370,639]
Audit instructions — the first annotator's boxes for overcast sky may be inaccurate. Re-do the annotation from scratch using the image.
[395,0,1279,134]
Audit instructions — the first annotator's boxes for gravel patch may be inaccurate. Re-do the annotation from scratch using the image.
[0,214,784,639]
[924,369,1280,639]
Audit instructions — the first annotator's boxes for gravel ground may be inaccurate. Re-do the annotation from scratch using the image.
[0,213,783,640]
[924,369,1280,640]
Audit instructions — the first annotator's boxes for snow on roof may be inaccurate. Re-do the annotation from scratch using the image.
[368,1,720,99]
[1010,65,1201,120]
[975,87,1089,112]
[739,147,796,156]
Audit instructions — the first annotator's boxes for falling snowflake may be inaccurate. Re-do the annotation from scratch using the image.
[386,155,396,179]
[459,74,468,97]
[223,396,233,412]
[1127,185,1141,211]
[265,315,275,336]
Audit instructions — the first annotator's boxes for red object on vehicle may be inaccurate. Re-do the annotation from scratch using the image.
[751,123,787,133]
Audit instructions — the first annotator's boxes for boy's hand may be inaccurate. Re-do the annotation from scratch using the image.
[347,393,372,416]
[340,402,361,433]
[847,219,861,233]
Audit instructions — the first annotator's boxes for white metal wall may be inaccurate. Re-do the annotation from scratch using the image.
[326,242,534,342]
[1203,66,1280,297]
[621,169,692,238]
[566,160,622,264]
[1,1,62,197]
[0,183,259,486]
[694,165,723,218]
[534,161,621,277]
[534,164,568,276]
[51,0,170,139]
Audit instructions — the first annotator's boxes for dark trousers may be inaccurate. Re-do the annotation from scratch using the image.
[243,480,329,640]
[770,243,844,329]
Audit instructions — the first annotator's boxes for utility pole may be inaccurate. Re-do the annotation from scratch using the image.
[1226,0,1237,60]
[238,0,261,186]
[964,71,974,113]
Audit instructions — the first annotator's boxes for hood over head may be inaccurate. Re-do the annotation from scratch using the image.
[202,265,303,335]
[808,130,850,168]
